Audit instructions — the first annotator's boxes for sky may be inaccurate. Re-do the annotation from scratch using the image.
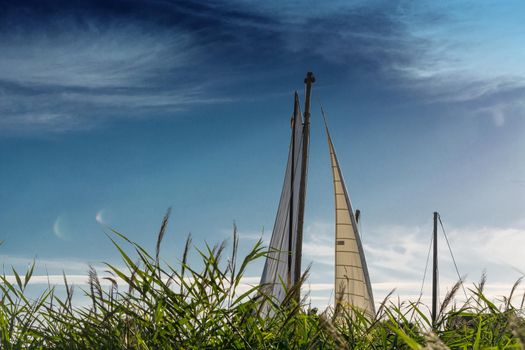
[1,0,525,309]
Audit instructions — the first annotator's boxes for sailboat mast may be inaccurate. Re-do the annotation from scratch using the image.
[294,72,315,290]
[287,94,299,287]
[432,211,439,327]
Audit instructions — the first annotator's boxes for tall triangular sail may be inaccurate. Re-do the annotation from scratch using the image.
[259,93,305,303]
[325,126,375,314]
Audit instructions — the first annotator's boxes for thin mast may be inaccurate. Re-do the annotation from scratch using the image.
[432,211,439,328]
[287,93,299,287]
[293,72,315,293]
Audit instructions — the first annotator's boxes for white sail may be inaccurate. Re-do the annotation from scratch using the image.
[260,93,304,305]
[326,127,375,315]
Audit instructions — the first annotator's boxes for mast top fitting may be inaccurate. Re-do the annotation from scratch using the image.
[304,72,316,84]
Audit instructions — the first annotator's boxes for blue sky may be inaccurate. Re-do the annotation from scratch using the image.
[1,0,525,307]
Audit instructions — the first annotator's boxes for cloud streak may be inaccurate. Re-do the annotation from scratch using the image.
[3,272,522,310]
[0,254,105,274]
[4,216,525,309]
[95,210,105,225]
[300,219,525,297]
[0,0,438,134]
[0,23,194,89]
[0,1,234,133]
[52,216,68,240]
[1,0,523,135]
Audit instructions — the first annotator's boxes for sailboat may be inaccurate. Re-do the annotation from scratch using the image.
[259,73,313,305]
[259,72,375,315]
[324,116,375,314]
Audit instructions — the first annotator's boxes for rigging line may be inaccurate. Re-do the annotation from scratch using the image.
[410,228,433,324]
[314,89,329,134]
[438,214,468,301]
[417,229,434,306]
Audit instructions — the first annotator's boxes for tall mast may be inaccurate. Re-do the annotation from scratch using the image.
[287,94,299,287]
[432,211,439,328]
[293,72,315,292]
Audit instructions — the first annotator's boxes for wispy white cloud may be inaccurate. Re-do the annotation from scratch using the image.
[0,254,105,275]
[445,225,525,274]
[0,15,235,134]
[0,88,233,133]
[380,2,525,127]
[220,227,269,244]
[474,98,525,127]
[0,20,195,89]
[0,0,444,134]
[365,225,430,277]
[95,210,104,224]
[3,274,92,286]
[366,222,525,281]
[297,218,525,307]
[52,216,68,240]
[302,221,334,265]
[0,112,88,133]
[60,89,232,108]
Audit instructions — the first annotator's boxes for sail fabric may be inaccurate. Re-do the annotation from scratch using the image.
[259,93,304,305]
[326,129,375,315]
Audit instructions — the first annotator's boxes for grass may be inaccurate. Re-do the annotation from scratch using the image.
[1,211,524,349]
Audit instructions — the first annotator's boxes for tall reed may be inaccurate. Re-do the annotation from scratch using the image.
[0,214,523,349]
